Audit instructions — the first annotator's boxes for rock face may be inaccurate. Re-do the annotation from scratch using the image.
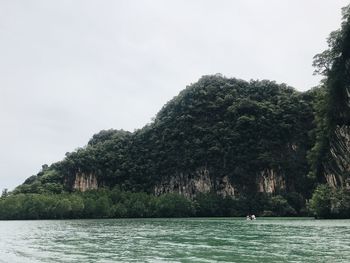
[154,168,235,198]
[73,172,98,192]
[257,168,286,193]
[324,125,350,188]
[69,167,287,196]
[154,167,290,198]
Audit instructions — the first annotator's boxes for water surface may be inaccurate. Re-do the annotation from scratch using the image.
[0,218,350,262]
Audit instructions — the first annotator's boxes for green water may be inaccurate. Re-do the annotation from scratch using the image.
[0,218,350,262]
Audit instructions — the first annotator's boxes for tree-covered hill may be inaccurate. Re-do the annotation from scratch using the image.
[14,76,315,201]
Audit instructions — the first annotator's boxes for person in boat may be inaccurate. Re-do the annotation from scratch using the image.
[246,214,256,220]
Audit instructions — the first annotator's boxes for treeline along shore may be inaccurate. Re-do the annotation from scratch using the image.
[0,188,307,220]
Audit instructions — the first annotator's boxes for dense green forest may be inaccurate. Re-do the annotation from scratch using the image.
[0,188,304,220]
[1,5,349,219]
[1,76,314,219]
[13,77,315,195]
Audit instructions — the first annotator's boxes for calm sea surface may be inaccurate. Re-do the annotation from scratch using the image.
[0,218,350,262]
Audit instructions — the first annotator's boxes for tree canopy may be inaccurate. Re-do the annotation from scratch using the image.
[14,76,315,199]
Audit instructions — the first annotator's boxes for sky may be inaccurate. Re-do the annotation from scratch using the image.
[0,0,348,191]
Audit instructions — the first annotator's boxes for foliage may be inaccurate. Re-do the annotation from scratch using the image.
[309,4,350,180]
[310,184,350,218]
[15,76,315,201]
[0,188,305,220]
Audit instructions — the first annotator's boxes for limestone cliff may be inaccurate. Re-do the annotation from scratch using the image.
[257,168,286,193]
[323,125,350,188]
[68,167,288,197]
[72,172,98,192]
[154,168,235,198]
[154,167,289,198]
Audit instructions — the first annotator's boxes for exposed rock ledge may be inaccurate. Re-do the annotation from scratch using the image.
[73,172,98,192]
[257,168,286,193]
[324,125,350,188]
[154,168,235,199]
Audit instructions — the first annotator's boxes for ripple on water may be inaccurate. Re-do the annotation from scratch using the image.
[0,218,350,262]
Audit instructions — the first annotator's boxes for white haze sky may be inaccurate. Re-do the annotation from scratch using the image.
[0,0,348,190]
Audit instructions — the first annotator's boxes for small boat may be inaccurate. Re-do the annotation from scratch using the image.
[246,214,256,220]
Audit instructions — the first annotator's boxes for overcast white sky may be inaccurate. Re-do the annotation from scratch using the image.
[0,0,348,191]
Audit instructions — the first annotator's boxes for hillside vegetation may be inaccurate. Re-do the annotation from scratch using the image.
[1,4,349,219]
[3,77,315,218]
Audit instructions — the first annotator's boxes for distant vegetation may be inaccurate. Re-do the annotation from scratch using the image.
[0,188,305,220]
[1,5,349,220]
[310,185,350,219]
